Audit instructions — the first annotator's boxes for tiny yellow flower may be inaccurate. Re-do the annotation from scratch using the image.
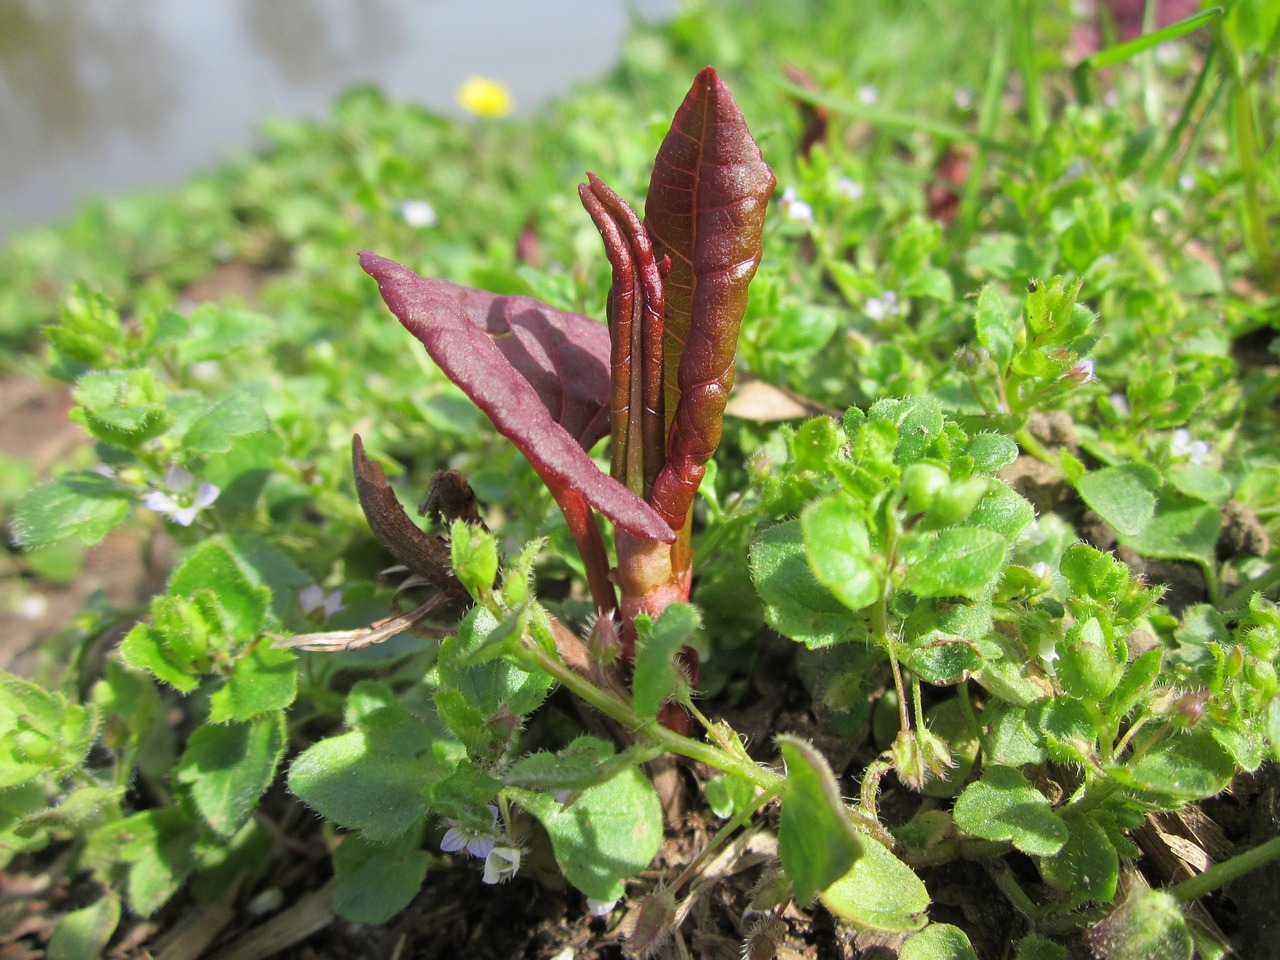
[456,75,514,118]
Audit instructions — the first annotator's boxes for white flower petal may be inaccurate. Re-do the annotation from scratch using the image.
[481,845,521,884]
[193,482,221,509]
[440,826,468,853]
[164,465,194,492]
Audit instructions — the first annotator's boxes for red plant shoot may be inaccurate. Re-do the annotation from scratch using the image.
[357,67,775,724]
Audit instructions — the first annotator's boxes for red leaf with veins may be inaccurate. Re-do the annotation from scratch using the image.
[644,67,776,530]
[360,251,674,546]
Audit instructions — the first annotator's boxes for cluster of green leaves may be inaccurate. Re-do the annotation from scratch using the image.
[3,1,1280,958]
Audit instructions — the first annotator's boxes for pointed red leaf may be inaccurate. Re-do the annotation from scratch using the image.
[579,173,666,497]
[644,67,776,530]
[360,251,674,544]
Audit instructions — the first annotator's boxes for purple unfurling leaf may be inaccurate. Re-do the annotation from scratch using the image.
[359,251,674,546]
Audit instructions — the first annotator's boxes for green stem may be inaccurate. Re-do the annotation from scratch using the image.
[522,639,781,792]
[1223,561,1280,609]
[669,783,783,896]
[1230,70,1275,277]
[1171,834,1280,902]
[1014,426,1055,465]
[986,858,1041,922]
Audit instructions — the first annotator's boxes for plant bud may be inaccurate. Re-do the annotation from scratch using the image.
[899,461,949,517]
[587,614,621,667]
[921,475,989,529]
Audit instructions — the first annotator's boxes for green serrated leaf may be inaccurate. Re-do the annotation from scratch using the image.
[288,705,450,841]
[119,622,200,693]
[176,713,285,838]
[1028,697,1097,764]
[953,765,1067,856]
[967,482,1034,541]
[451,519,499,600]
[1165,464,1231,505]
[181,389,270,454]
[818,828,930,933]
[901,923,979,960]
[1123,494,1221,570]
[751,520,858,648]
[18,785,125,834]
[115,808,203,915]
[632,604,700,718]
[1076,464,1160,537]
[504,737,615,792]
[1108,729,1234,801]
[332,830,431,923]
[72,369,170,447]
[778,736,861,904]
[802,493,881,613]
[11,473,132,548]
[439,606,552,718]
[1040,811,1118,904]
[1086,886,1191,960]
[47,896,122,960]
[0,674,99,786]
[870,396,946,466]
[985,704,1047,766]
[902,526,1008,599]
[966,432,1018,473]
[209,640,297,722]
[513,764,662,902]
[974,286,1016,368]
[167,539,270,644]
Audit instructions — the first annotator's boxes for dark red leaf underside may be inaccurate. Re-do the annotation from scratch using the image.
[643,66,776,529]
[412,270,613,450]
[360,251,674,544]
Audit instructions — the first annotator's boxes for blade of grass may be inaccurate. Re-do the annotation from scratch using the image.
[1010,0,1045,140]
[1146,44,1216,181]
[1083,7,1223,70]
[775,82,1014,154]
[959,13,1011,235]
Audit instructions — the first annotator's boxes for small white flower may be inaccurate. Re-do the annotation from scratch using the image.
[779,186,814,224]
[189,360,221,383]
[245,887,285,917]
[400,199,438,228]
[1171,428,1211,465]
[16,592,48,621]
[298,584,345,619]
[1178,173,1196,192]
[835,177,864,201]
[482,844,522,884]
[953,86,976,110]
[1110,392,1131,417]
[858,84,879,105]
[1031,561,1052,580]
[864,290,900,321]
[143,465,220,527]
[586,896,619,917]
[1037,634,1059,675]
[440,804,500,859]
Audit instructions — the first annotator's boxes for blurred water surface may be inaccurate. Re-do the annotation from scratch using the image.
[0,0,677,241]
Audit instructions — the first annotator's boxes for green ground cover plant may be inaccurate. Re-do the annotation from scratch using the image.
[2,1,1280,957]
